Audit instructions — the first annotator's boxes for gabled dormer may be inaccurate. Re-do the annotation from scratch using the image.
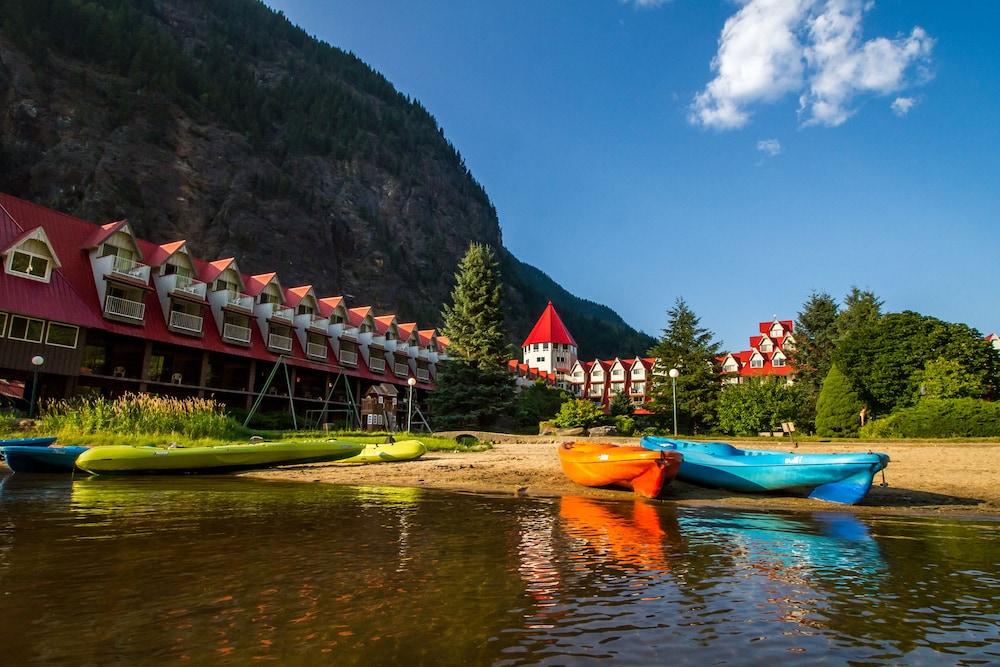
[721,353,741,374]
[609,358,627,380]
[771,349,788,368]
[782,333,796,351]
[748,350,765,369]
[148,241,207,337]
[201,258,253,346]
[285,286,329,360]
[3,226,60,283]
[247,273,293,353]
[87,220,151,325]
[757,335,774,354]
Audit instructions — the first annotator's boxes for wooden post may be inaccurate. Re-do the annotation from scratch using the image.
[138,340,154,391]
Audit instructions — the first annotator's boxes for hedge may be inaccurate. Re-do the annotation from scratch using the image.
[859,398,1000,438]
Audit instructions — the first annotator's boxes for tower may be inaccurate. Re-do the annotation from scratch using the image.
[521,301,578,378]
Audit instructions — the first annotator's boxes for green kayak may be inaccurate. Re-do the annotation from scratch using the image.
[75,440,363,475]
[337,440,427,464]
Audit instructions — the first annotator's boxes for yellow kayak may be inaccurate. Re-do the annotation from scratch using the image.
[337,440,427,464]
[75,441,363,475]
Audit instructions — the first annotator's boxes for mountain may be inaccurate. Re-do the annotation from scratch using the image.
[0,0,654,359]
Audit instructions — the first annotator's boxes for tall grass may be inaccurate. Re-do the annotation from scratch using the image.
[40,393,246,440]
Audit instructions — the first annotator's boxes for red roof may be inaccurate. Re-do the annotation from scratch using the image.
[84,220,134,253]
[522,301,577,347]
[199,258,239,285]
[373,315,396,335]
[146,240,187,268]
[348,306,372,327]
[758,320,794,335]
[245,272,278,297]
[283,285,314,307]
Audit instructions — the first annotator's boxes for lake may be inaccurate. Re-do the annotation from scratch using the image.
[0,474,997,665]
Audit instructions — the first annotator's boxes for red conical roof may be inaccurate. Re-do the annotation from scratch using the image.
[522,301,577,347]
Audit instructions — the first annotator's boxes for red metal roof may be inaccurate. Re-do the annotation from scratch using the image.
[522,301,577,347]
[244,273,278,297]
[146,240,187,268]
[198,258,239,285]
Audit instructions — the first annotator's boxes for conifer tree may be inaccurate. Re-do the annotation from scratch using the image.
[790,291,840,431]
[837,287,883,341]
[609,390,632,417]
[646,298,721,434]
[815,365,864,437]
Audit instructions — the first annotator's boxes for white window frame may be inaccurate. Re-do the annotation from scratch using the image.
[0,312,6,337]
[759,340,772,353]
[750,357,764,369]
[6,248,52,282]
[773,356,785,368]
[46,322,79,349]
[8,315,45,343]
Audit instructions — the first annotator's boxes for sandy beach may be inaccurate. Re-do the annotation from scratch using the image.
[246,435,1000,518]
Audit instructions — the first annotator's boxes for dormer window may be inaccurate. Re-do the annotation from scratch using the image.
[297,305,314,316]
[5,232,59,283]
[770,323,784,337]
[750,356,764,369]
[759,339,772,353]
[215,278,239,293]
[724,360,738,372]
[773,357,785,367]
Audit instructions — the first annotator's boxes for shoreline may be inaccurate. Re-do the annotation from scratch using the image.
[244,436,1000,520]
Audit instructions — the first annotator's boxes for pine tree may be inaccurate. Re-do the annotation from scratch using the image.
[440,243,509,367]
[646,298,721,434]
[837,287,883,341]
[790,291,840,431]
[430,243,515,429]
[815,365,864,437]
[609,390,632,417]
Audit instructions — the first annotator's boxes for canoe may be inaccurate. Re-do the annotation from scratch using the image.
[0,436,58,447]
[2,445,88,473]
[558,441,682,498]
[75,440,364,475]
[337,440,427,464]
[640,437,889,504]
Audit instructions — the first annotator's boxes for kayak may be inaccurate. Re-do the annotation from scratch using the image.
[337,440,427,464]
[2,445,88,473]
[640,437,890,504]
[558,441,682,498]
[0,436,58,447]
[75,441,364,475]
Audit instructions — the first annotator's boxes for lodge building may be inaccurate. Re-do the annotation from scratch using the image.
[719,319,797,384]
[0,194,447,421]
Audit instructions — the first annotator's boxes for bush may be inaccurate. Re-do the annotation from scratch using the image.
[553,399,608,429]
[516,380,571,428]
[859,398,1000,438]
[716,379,806,436]
[40,393,244,439]
[0,411,17,433]
[613,415,636,436]
[815,365,864,437]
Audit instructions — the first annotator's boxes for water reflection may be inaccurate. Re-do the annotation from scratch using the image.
[0,473,997,665]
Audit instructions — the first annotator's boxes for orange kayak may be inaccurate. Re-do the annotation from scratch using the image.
[557,442,682,498]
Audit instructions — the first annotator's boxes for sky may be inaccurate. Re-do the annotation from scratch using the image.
[264,0,999,350]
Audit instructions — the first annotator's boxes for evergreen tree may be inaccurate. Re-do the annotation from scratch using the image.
[440,243,508,367]
[516,380,571,428]
[837,287,883,341]
[790,291,840,431]
[646,298,721,434]
[815,365,864,437]
[609,390,632,417]
[430,243,515,429]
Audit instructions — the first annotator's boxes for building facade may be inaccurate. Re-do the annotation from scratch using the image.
[0,194,446,421]
[719,319,797,384]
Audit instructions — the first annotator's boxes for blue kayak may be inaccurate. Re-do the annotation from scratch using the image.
[640,437,889,505]
[0,436,58,447]
[1,446,88,473]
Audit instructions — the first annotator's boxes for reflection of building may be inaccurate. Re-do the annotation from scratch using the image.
[511,301,655,412]
[719,319,797,385]
[0,194,447,413]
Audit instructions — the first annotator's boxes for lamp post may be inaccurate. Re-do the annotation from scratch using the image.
[407,376,416,433]
[668,367,680,437]
[28,355,45,418]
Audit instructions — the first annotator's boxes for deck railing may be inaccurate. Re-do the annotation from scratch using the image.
[169,310,203,334]
[268,333,293,352]
[306,342,327,359]
[368,357,386,373]
[394,362,409,377]
[110,255,151,283]
[222,322,251,343]
[339,349,358,366]
[104,294,145,321]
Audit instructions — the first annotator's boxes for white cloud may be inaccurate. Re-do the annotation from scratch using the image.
[891,96,916,116]
[690,0,934,130]
[757,138,782,156]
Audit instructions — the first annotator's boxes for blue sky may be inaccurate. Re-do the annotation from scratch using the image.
[264,0,999,350]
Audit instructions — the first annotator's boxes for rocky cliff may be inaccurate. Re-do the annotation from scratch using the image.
[0,0,653,358]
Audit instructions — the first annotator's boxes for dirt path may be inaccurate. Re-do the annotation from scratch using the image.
[245,437,1000,518]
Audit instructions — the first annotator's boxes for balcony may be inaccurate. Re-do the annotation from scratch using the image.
[222,322,251,344]
[161,273,207,300]
[339,349,358,366]
[104,294,145,322]
[369,357,386,373]
[257,302,294,323]
[94,253,151,285]
[306,342,327,360]
[168,310,203,335]
[394,362,409,377]
[222,289,254,312]
[304,315,330,333]
[268,333,292,352]
[339,327,358,342]
[416,368,430,382]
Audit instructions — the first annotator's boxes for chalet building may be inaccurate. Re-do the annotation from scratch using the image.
[0,194,447,418]
[513,301,655,412]
[719,319,797,384]
[987,333,1000,351]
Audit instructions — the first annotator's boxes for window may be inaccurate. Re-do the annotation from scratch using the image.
[724,361,738,372]
[612,368,623,377]
[215,279,239,292]
[773,357,785,367]
[750,357,764,369]
[8,250,50,281]
[543,343,549,350]
[0,312,6,337]
[46,322,79,348]
[536,356,544,363]
[8,315,44,342]
[533,343,539,351]
[759,340,772,353]
[297,305,314,316]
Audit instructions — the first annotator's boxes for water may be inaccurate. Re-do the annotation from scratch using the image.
[0,474,998,665]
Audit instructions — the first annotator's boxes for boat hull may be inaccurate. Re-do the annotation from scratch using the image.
[641,437,889,504]
[558,442,682,498]
[337,440,427,464]
[2,445,88,473]
[0,436,58,448]
[75,441,364,475]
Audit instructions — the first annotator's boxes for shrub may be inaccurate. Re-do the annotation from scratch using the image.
[516,380,571,428]
[608,391,632,417]
[716,379,806,436]
[553,399,608,429]
[859,398,1000,438]
[0,411,17,433]
[613,415,636,436]
[815,365,864,437]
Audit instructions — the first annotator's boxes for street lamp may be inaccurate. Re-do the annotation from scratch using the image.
[28,355,44,418]
[668,367,680,437]
[407,377,417,433]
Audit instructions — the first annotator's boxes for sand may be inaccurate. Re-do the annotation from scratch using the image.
[245,435,1000,518]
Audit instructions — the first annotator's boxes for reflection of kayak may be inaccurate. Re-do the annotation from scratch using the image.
[75,441,363,475]
[2,446,88,473]
[560,496,670,571]
[0,436,57,448]
[641,437,889,504]
[558,442,682,498]
[337,440,427,464]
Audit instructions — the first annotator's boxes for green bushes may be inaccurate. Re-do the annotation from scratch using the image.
[0,411,17,433]
[40,393,245,439]
[613,415,636,436]
[516,381,571,428]
[716,380,805,436]
[553,399,608,430]
[815,365,863,437]
[860,398,1000,438]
